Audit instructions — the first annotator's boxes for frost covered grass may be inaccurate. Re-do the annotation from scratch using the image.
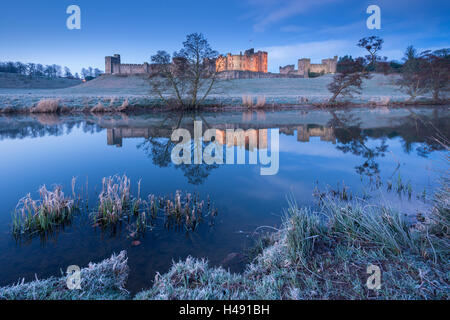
[1,74,442,112]
[93,175,132,225]
[90,175,218,232]
[12,178,78,236]
[0,251,129,300]
[136,197,449,300]
[10,175,218,240]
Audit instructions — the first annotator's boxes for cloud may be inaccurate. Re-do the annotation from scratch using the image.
[246,0,338,32]
[280,25,308,33]
[258,39,352,71]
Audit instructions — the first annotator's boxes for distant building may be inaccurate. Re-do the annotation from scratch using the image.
[216,49,268,73]
[279,56,338,78]
[105,54,154,75]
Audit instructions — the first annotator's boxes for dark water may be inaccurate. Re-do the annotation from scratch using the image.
[0,107,448,293]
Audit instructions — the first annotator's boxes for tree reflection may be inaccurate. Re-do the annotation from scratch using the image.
[137,113,218,185]
[328,111,388,179]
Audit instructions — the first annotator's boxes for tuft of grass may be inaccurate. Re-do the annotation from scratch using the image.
[92,175,132,226]
[31,99,60,113]
[12,177,78,236]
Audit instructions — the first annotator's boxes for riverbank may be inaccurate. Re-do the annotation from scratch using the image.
[0,96,448,115]
[1,73,447,114]
[1,188,448,299]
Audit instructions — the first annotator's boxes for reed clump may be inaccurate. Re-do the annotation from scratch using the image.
[12,178,77,236]
[92,175,132,225]
[154,191,217,232]
[90,176,218,233]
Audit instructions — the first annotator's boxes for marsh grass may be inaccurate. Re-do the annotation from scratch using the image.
[11,174,217,242]
[89,175,217,235]
[12,178,78,236]
[92,175,132,226]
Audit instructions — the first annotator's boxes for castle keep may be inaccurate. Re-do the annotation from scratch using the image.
[216,49,268,73]
[280,56,338,78]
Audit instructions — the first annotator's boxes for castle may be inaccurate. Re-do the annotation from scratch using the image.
[105,51,337,78]
[279,56,338,78]
[105,54,156,75]
[216,49,268,73]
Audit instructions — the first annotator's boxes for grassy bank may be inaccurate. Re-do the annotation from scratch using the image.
[135,196,449,300]
[1,74,447,113]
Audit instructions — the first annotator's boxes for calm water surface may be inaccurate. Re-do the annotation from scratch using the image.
[0,107,448,293]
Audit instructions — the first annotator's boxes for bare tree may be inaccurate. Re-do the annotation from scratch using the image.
[327,58,371,103]
[149,33,222,109]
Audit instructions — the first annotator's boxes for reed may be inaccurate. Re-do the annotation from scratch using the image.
[93,175,132,225]
[12,178,77,235]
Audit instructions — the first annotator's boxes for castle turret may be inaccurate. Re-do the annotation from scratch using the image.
[105,54,121,74]
[298,58,311,78]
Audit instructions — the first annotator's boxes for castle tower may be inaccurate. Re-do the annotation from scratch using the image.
[105,54,121,74]
[298,58,311,78]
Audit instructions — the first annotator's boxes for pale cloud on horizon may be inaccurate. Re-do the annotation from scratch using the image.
[245,0,339,32]
[258,39,353,71]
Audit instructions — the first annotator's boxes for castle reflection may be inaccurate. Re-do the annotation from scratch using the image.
[106,124,335,149]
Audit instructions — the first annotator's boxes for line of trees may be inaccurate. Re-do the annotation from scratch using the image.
[0,61,103,80]
[330,36,449,103]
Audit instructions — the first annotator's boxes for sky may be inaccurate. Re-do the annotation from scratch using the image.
[0,0,449,73]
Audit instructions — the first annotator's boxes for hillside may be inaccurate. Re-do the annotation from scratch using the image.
[0,72,82,89]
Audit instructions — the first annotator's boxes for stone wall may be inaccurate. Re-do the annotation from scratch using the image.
[105,54,155,75]
[216,70,303,79]
[279,56,338,78]
[216,49,268,73]
[298,56,338,78]
[279,65,296,75]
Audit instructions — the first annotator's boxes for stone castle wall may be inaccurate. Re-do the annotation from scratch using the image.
[106,52,336,79]
[216,49,268,73]
[280,56,338,78]
[105,54,155,75]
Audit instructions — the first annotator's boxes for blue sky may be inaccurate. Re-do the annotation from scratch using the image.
[0,0,449,73]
